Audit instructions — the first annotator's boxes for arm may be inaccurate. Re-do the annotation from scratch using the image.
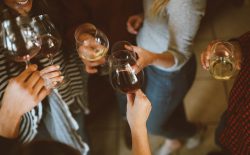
[165,0,207,70]
[0,65,48,138]
[127,0,207,71]
[126,90,152,155]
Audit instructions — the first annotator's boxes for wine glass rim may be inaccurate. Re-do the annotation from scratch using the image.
[74,23,97,41]
[212,41,234,55]
[111,40,132,53]
[110,49,137,62]
[74,26,109,50]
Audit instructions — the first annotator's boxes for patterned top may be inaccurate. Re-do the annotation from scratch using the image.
[0,1,88,143]
[217,31,250,154]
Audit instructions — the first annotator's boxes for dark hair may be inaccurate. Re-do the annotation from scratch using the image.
[12,140,81,155]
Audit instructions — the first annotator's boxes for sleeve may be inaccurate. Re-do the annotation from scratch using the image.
[166,0,207,71]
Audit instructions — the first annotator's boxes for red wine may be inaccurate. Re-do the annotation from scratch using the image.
[10,47,40,62]
[111,70,143,93]
[39,35,61,58]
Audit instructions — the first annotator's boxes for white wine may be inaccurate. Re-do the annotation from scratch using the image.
[78,47,108,61]
[209,56,235,80]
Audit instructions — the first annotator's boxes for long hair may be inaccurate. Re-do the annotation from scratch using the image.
[149,0,170,18]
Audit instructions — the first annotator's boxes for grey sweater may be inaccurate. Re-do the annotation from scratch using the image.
[137,0,207,71]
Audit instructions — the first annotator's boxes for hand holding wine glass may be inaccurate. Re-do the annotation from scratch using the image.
[109,47,144,94]
[201,41,242,80]
[32,14,64,88]
[75,23,109,75]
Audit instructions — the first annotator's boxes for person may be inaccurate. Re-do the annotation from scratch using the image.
[201,31,250,155]
[0,0,90,154]
[83,1,207,154]
[0,68,152,155]
[126,0,207,154]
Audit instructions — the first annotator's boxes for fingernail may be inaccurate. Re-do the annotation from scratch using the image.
[53,81,57,85]
[56,65,60,69]
[60,76,64,79]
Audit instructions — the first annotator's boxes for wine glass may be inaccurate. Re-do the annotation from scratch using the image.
[109,50,144,94]
[1,16,41,68]
[31,14,64,89]
[209,41,236,80]
[75,23,109,75]
[32,14,62,65]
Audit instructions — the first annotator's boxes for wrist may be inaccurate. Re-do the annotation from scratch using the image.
[0,106,22,138]
[130,123,147,134]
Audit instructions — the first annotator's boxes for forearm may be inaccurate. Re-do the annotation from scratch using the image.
[131,126,151,155]
[0,106,21,138]
[150,52,175,68]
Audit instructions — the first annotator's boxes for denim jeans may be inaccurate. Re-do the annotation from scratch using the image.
[117,55,197,139]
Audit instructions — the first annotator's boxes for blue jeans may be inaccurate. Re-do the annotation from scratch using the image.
[118,55,197,139]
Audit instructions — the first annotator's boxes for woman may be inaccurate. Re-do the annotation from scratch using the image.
[124,0,207,154]
[0,0,89,154]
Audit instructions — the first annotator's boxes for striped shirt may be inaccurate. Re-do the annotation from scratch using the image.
[0,3,88,143]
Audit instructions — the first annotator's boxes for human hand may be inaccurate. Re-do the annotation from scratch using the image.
[201,40,242,70]
[40,65,64,89]
[125,45,155,72]
[127,14,144,35]
[1,64,48,118]
[126,90,152,131]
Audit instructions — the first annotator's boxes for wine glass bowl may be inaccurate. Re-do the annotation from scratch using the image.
[32,14,62,64]
[75,23,109,61]
[209,41,236,80]
[109,50,144,94]
[1,16,41,67]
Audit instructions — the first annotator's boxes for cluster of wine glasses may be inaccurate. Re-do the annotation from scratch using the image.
[74,23,144,94]
[1,14,62,88]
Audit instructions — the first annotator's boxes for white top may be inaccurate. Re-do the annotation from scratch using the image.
[137,0,207,71]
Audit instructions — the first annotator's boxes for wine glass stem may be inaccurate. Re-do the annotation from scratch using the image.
[25,60,31,69]
[49,58,54,65]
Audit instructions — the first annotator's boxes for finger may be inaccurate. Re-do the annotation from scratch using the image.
[47,76,64,83]
[85,66,98,74]
[37,87,48,103]
[16,64,38,82]
[134,20,142,30]
[33,78,45,96]
[200,52,207,70]
[41,71,62,79]
[40,65,60,76]
[126,20,138,34]
[124,45,134,51]
[236,61,241,70]
[26,71,41,89]
[127,26,137,35]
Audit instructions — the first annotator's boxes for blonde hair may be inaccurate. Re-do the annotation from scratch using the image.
[149,0,170,18]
